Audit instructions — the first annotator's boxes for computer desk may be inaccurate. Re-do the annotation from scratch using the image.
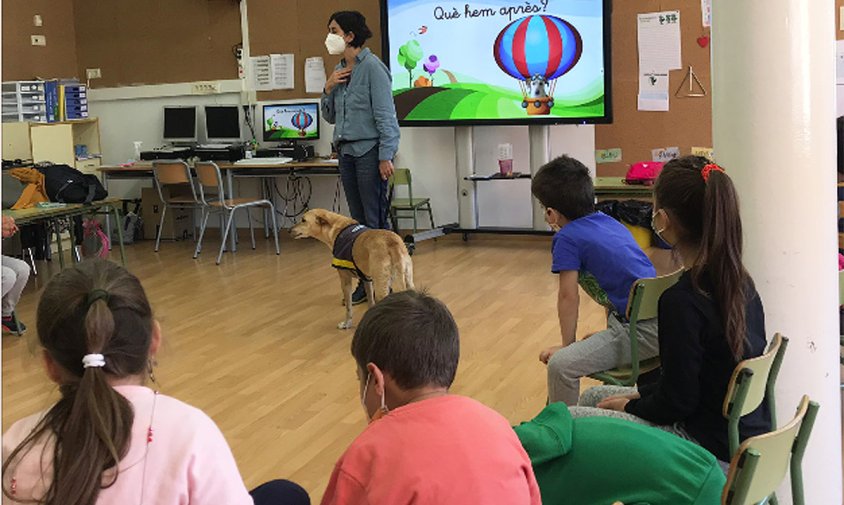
[98,160,341,251]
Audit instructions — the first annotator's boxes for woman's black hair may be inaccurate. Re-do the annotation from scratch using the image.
[328,11,373,48]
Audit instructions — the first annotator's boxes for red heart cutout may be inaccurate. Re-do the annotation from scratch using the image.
[697,36,710,48]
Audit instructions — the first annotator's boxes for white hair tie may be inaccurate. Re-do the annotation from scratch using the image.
[82,354,106,368]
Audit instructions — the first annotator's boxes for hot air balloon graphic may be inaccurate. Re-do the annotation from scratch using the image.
[493,15,583,115]
[291,110,313,137]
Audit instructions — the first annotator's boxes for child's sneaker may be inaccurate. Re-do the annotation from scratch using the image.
[2,314,26,334]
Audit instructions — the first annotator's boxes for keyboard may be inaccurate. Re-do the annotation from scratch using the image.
[198,143,235,149]
[234,157,294,165]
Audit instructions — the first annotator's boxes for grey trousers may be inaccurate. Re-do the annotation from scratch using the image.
[569,385,731,473]
[547,316,659,405]
[1,255,30,317]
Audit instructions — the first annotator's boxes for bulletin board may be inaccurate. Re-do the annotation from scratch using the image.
[594,0,713,177]
[248,0,382,101]
[72,0,242,88]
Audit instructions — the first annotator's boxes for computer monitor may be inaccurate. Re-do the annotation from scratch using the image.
[204,105,241,143]
[163,106,197,143]
[262,102,319,142]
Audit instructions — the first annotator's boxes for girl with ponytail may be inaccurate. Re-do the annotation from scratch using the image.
[2,260,309,505]
[569,156,771,466]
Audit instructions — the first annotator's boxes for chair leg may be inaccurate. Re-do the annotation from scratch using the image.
[217,210,235,265]
[269,204,280,255]
[412,208,418,234]
[154,205,168,252]
[25,248,37,277]
[219,214,226,251]
[194,208,211,259]
[427,203,435,230]
[246,208,256,250]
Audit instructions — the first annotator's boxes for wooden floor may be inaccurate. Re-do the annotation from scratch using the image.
[2,230,664,501]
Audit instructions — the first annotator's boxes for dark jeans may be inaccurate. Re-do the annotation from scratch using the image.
[250,479,310,505]
[339,146,390,229]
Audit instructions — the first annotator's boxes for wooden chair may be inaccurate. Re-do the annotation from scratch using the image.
[389,168,434,233]
[588,269,683,386]
[193,161,280,265]
[723,333,788,457]
[722,395,819,505]
[151,160,202,252]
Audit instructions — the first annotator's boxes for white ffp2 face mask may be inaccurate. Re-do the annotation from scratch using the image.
[325,33,347,55]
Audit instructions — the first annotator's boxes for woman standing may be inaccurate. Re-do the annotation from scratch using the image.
[321,11,400,304]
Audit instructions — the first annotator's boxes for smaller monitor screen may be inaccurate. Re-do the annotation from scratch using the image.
[163,106,197,141]
[263,103,319,141]
[205,106,241,141]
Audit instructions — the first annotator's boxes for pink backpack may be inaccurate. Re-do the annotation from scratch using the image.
[624,161,664,186]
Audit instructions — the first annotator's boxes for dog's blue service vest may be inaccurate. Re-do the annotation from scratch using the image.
[332,224,369,280]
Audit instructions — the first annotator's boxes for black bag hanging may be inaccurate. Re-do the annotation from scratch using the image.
[37,164,107,204]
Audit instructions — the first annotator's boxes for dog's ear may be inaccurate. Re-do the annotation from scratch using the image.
[315,215,328,227]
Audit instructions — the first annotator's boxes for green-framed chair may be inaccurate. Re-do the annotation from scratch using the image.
[588,269,683,386]
[722,333,788,457]
[722,395,819,505]
[389,168,434,234]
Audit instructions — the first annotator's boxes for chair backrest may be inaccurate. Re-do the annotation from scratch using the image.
[625,269,683,322]
[723,333,788,456]
[389,168,413,201]
[152,160,197,204]
[722,396,819,505]
[193,161,225,205]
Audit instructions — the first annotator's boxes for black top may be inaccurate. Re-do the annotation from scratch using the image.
[625,270,771,462]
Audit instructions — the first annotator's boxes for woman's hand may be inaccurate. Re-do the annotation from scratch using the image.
[379,160,395,180]
[324,68,352,94]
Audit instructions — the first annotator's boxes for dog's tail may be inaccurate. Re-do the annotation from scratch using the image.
[390,247,415,292]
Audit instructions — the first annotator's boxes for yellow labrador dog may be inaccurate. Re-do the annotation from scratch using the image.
[290,209,414,329]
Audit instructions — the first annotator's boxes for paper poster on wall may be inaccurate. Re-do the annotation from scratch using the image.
[691,146,714,159]
[701,0,712,28]
[652,147,680,162]
[637,11,682,72]
[637,70,669,111]
[305,57,327,94]
[250,56,272,91]
[595,148,622,164]
[270,54,295,90]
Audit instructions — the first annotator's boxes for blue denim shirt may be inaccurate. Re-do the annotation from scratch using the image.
[321,48,400,161]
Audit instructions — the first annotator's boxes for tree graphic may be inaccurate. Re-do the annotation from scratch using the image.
[397,40,423,88]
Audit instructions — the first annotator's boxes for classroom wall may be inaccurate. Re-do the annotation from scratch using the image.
[2,0,79,81]
[72,0,242,88]
[594,0,713,177]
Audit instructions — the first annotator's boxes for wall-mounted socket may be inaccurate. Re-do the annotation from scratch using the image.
[191,81,221,94]
[33,15,43,27]
[86,68,102,79]
[30,35,46,46]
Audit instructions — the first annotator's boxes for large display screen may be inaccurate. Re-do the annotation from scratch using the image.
[381,0,611,125]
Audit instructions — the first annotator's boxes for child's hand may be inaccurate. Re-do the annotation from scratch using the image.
[597,396,630,412]
[2,216,18,238]
[539,345,563,364]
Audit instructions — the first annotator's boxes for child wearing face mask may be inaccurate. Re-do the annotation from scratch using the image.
[569,156,771,468]
[320,291,541,505]
[530,155,657,406]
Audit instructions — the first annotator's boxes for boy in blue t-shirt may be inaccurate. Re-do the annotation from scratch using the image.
[532,155,656,405]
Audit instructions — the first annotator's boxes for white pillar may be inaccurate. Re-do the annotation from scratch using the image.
[528,124,550,230]
[712,1,841,504]
[455,126,476,229]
